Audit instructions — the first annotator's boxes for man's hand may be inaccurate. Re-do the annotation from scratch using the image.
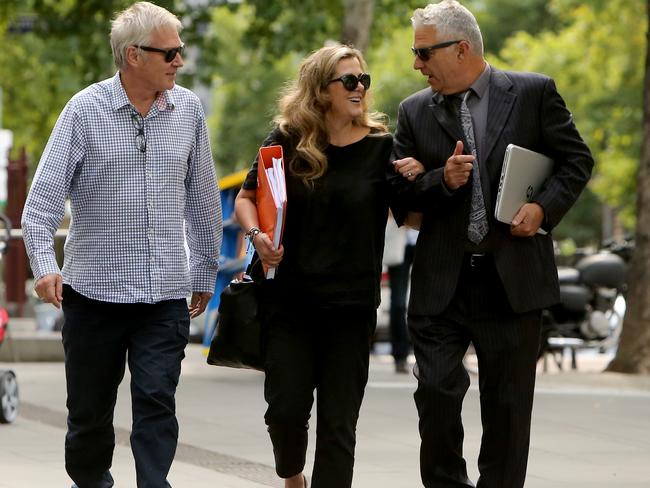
[444,141,474,190]
[511,202,545,237]
[189,291,213,318]
[34,273,63,309]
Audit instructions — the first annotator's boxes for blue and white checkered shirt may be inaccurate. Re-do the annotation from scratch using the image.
[22,73,222,303]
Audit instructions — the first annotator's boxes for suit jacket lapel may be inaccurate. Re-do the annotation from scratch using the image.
[484,70,516,163]
[482,70,516,207]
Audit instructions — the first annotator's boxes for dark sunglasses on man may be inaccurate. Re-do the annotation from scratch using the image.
[136,44,185,62]
[411,40,462,61]
[328,73,371,91]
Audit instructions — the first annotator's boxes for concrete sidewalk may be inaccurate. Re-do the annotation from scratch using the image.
[1,344,649,487]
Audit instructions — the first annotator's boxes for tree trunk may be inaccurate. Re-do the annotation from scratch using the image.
[606,0,650,374]
[341,0,375,53]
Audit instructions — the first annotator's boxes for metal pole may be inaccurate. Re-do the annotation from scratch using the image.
[4,147,28,316]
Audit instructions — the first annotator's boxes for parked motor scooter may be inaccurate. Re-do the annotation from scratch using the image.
[540,246,628,370]
[0,213,18,423]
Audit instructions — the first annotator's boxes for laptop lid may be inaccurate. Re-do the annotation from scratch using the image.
[494,144,554,227]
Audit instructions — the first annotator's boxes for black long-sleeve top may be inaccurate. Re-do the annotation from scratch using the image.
[243,128,394,310]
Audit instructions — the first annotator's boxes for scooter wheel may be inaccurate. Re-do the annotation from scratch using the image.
[0,370,19,424]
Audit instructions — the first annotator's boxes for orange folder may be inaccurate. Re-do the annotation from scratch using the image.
[256,145,287,278]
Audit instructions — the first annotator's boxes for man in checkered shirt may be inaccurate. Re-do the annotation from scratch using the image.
[21,2,222,487]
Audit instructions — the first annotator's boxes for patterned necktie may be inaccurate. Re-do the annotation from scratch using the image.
[456,90,489,244]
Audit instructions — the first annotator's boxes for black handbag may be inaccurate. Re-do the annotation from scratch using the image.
[206,263,264,371]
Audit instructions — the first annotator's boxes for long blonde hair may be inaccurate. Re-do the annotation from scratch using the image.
[274,44,387,184]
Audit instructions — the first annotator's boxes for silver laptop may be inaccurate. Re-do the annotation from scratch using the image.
[495,144,553,232]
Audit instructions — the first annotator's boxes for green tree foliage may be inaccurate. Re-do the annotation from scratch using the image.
[244,0,342,57]
[206,5,300,174]
[242,0,423,57]
[368,25,428,129]
[208,0,426,172]
[0,0,220,171]
[231,0,566,143]
[2,0,643,246]
[0,0,106,164]
[495,0,644,232]
[470,0,559,53]
[212,0,426,170]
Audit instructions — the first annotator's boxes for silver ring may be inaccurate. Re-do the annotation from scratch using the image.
[407,171,413,177]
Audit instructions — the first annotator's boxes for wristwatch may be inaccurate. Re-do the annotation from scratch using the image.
[245,226,261,243]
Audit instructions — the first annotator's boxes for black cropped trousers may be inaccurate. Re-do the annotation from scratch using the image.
[262,301,375,488]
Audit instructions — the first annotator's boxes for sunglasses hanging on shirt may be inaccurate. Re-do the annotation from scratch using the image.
[131,112,147,153]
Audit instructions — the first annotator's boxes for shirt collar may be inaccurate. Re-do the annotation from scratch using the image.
[155,89,176,112]
[470,63,491,100]
[432,62,491,105]
[111,72,176,113]
[111,73,131,112]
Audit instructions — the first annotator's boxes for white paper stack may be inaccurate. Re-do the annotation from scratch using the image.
[264,157,287,278]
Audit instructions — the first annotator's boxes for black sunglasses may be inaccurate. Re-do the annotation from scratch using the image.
[411,40,462,61]
[328,73,371,91]
[136,44,185,62]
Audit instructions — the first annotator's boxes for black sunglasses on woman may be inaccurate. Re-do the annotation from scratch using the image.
[328,73,371,91]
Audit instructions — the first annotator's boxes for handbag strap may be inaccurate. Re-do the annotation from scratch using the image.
[244,254,264,282]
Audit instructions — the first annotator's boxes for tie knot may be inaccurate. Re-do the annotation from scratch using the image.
[445,94,461,113]
[446,90,472,114]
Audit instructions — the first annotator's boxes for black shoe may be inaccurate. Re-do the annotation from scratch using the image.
[395,360,409,374]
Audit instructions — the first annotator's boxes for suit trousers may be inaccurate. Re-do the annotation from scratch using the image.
[262,302,375,488]
[409,256,541,488]
[61,285,190,488]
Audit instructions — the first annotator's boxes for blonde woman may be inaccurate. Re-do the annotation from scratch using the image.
[235,45,422,488]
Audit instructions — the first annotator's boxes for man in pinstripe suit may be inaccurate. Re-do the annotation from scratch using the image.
[389,2,593,487]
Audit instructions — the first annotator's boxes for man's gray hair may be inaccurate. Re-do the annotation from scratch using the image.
[412,1,484,57]
[110,1,182,69]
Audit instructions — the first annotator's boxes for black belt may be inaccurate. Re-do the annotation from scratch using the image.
[463,252,490,268]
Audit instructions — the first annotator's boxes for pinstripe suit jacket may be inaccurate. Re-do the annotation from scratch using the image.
[390,68,593,315]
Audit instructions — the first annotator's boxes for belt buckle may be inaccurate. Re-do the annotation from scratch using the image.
[469,253,486,268]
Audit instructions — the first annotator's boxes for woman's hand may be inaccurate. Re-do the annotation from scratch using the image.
[393,157,426,182]
[235,188,285,267]
[253,232,284,267]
